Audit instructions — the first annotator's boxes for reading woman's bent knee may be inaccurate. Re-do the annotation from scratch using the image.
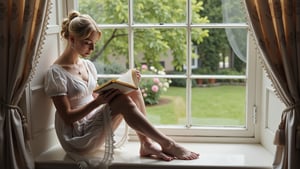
[109,93,137,114]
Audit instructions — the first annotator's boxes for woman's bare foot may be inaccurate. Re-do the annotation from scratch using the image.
[162,142,199,160]
[140,141,174,161]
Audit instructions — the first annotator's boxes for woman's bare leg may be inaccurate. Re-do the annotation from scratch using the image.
[110,89,199,160]
[111,114,172,161]
[127,90,173,161]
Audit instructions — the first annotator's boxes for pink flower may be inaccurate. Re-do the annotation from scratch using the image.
[151,85,159,92]
[141,64,148,70]
[153,77,160,84]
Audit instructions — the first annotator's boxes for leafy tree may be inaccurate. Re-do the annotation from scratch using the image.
[196,0,246,74]
[79,0,209,71]
[196,0,227,74]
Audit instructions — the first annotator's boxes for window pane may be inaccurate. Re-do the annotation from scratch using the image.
[194,0,246,24]
[133,0,186,24]
[191,27,247,127]
[91,28,129,74]
[134,28,187,74]
[191,85,246,127]
[145,86,186,126]
[79,0,128,24]
[193,28,247,76]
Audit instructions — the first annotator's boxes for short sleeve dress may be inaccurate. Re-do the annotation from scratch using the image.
[44,59,115,168]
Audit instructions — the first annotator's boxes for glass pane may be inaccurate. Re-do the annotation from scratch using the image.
[192,28,247,76]
[145,85,186,126]
[133,28,188,126]
[78,0,128,24]
[194,0,246,24]
[133,0,186,24]
[134,28,187,74]
[91,28,129,76]
[191,27,247,127]
[191,85,246,127]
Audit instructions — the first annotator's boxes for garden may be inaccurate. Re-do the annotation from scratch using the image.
[146,85,246,126]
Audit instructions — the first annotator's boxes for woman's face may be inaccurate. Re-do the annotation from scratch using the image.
[73,31,99,57]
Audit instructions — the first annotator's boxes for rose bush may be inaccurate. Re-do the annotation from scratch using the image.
[138,64,171,105]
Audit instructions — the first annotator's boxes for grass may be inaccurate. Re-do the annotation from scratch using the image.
[145,85,246,127]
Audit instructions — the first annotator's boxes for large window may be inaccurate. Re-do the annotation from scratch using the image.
[77,0,258,142]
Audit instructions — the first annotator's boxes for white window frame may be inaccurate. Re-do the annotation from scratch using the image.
[73,0,260,143]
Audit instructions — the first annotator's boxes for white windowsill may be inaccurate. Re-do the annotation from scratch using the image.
[35,141,273,169]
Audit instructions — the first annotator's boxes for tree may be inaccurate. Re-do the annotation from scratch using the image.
[197,0,246,74]
[79,0,209,71]
[197,0,227,73]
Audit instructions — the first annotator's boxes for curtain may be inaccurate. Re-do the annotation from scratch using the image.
[0,0,51,169]
[244,0,300,169]
[222,0,247,63]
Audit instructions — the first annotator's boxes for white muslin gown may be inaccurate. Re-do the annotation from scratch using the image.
[44,59,121,169]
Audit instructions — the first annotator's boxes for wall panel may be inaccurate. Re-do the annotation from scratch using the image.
[28,0,64,158]
[260,71,284,154]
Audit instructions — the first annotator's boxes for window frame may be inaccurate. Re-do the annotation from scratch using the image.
[75,0,260,143]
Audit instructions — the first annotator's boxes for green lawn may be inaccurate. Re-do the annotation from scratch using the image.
[145,85,246,126]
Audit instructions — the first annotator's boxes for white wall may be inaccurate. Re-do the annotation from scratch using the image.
[260,69,284,154]
[27,0,64,158]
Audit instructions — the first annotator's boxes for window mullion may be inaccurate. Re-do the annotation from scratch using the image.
[128,0,134,68]
[186,0,192,128]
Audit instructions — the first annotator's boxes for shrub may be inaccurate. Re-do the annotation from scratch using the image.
[138,64,171,105]
[217,68,246,84]
[167,71,200,87]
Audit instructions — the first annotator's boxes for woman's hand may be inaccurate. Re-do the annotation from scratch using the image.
[95,88,122,105]
[92,92,99,98]
[135,69,141,82]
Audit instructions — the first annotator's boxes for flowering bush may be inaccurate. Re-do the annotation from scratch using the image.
[138,64,171,105]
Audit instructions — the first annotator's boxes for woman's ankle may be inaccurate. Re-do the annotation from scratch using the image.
[161,140,175,151]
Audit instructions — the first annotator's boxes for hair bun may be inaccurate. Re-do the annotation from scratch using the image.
[61,11,81,39]
[61,10,101,40]
[68,11,81,21]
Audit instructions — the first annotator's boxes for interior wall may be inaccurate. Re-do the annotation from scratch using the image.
[27,0,64,158]
[260,70,284,154]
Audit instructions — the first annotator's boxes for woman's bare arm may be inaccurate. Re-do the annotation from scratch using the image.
[52,88,123,125]
[51,95,102,125]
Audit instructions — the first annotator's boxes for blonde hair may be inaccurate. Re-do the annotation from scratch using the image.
[61,11,101,40]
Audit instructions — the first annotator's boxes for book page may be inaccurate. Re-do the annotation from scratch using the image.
[94,69,139,94]
[116,69,139,87]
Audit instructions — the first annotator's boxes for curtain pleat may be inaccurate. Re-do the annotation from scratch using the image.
[0,0,51,169]
[244,0,300,169]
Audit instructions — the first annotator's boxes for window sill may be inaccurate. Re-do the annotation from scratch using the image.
[35,141,273,169]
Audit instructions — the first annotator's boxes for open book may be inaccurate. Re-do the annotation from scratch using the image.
[94,69,139,94]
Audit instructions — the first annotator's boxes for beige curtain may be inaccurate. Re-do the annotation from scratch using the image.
[0,0,51,169]
[244,0,300,169]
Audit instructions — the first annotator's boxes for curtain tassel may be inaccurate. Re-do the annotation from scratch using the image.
[274,102,300,147]
[0,101,31,140]
[274,127,285,146]
[296,126,300,149]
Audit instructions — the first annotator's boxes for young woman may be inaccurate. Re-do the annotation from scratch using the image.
[44,11,199,164]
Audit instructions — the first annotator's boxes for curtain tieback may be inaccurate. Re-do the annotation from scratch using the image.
[283,102,300,114]
[0,101,31,140]
[274,102,300,147]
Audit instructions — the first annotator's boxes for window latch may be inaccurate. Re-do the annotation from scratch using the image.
[252,105,257,124]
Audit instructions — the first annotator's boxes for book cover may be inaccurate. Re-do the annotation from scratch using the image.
[94,69,139,94]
